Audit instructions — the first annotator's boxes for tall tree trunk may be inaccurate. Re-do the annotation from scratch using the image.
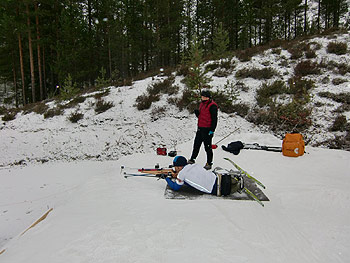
[42,47,47,98]
[18,33,26,105]
[26,3,36,103]
[304,0,308,33]
[35,2,43,100]
[12,53,18,108]
[317,0,321,31]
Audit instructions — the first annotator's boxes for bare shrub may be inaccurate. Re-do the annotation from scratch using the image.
[236,46,265,62]
[151,106,167,121]
[288,48,303,59]
[68,111,84,123]
[2,112,17,122]
[336,63,350,75]
[44,107,63,119]
[327,41,347,55]
[23,102,49,115]
[332,78,347,85]
[135,94,160,110]
[330,115,347,131]
[305,49,316,58]
[294,60,320,76]
[0,106,6,115]
[248,101,312,131]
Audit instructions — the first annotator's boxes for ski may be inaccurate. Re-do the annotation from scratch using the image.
[224,157,266,189]
[243,187,264,207]
[243,143,282,152]
[224,169,264,207]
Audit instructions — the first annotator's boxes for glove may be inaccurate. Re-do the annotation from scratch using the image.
[158,174,168,180]
[194,109,199,117]
[209,131,214,136]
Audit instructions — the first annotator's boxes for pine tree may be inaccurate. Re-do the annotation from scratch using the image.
[212,22,229,58]
[185,35,211,93]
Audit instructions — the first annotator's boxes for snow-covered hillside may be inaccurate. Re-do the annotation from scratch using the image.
[1,32,349,166]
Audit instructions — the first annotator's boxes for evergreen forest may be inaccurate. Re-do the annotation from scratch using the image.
[0,0,348,106]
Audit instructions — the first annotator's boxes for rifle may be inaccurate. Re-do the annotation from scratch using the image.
[137,168,175,177]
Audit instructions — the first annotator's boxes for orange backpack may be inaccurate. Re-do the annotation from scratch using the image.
[282,133,305,157]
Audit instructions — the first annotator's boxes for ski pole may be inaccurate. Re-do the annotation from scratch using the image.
[212,127,240,149]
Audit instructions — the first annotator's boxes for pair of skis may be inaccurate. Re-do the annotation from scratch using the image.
[224,157,265,207]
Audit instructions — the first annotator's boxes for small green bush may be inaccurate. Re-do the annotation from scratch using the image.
[44,107,63,119]
[0,106,6,115]
[205,63,220,71]
[68,111,84,123]
[220,60,234,70]
[236,67,277,80]
[256,80,287,107]
[2,112,16,122]
[172,89,198,112]
[63,96,87,109]
[287,77,314,102]
[96,67,111,89]
[327,42,347,55]
[318,92,350,104]
[148,77,175,95]
[231,103,250,117]
[213,69,231,77]
[95,100,114,114]
[135,94,160,110]
[94,89,110,100]
[60,74,80,101]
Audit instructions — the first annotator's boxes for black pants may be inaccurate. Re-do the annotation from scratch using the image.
[190,127,213,164]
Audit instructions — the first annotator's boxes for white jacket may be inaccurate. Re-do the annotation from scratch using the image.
[176,164,217,193]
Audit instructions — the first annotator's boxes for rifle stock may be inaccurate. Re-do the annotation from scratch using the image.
[138,168,175,176]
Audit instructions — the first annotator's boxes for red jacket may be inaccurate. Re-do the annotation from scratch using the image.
[197,100,218,130]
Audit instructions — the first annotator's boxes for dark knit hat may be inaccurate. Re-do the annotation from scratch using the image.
[201,89,211,98]
[173,156,187,167]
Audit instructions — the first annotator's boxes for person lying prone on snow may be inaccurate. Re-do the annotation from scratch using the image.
[165,156,242,196]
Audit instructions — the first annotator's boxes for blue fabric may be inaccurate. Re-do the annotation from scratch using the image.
[166,177,182,191]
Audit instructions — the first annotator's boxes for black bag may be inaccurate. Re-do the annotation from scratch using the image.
[220,174,232,196]
[222,141,244,155]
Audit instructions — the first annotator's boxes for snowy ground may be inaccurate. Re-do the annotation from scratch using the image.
[1,136,350,263]
[1,32,350,262]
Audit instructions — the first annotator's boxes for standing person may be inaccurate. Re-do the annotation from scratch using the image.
[188,89,218,170]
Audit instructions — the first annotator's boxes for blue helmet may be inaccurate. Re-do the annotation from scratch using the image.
[173,156,187,167]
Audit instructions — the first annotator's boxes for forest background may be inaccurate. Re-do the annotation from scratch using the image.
[0,0,349,107]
